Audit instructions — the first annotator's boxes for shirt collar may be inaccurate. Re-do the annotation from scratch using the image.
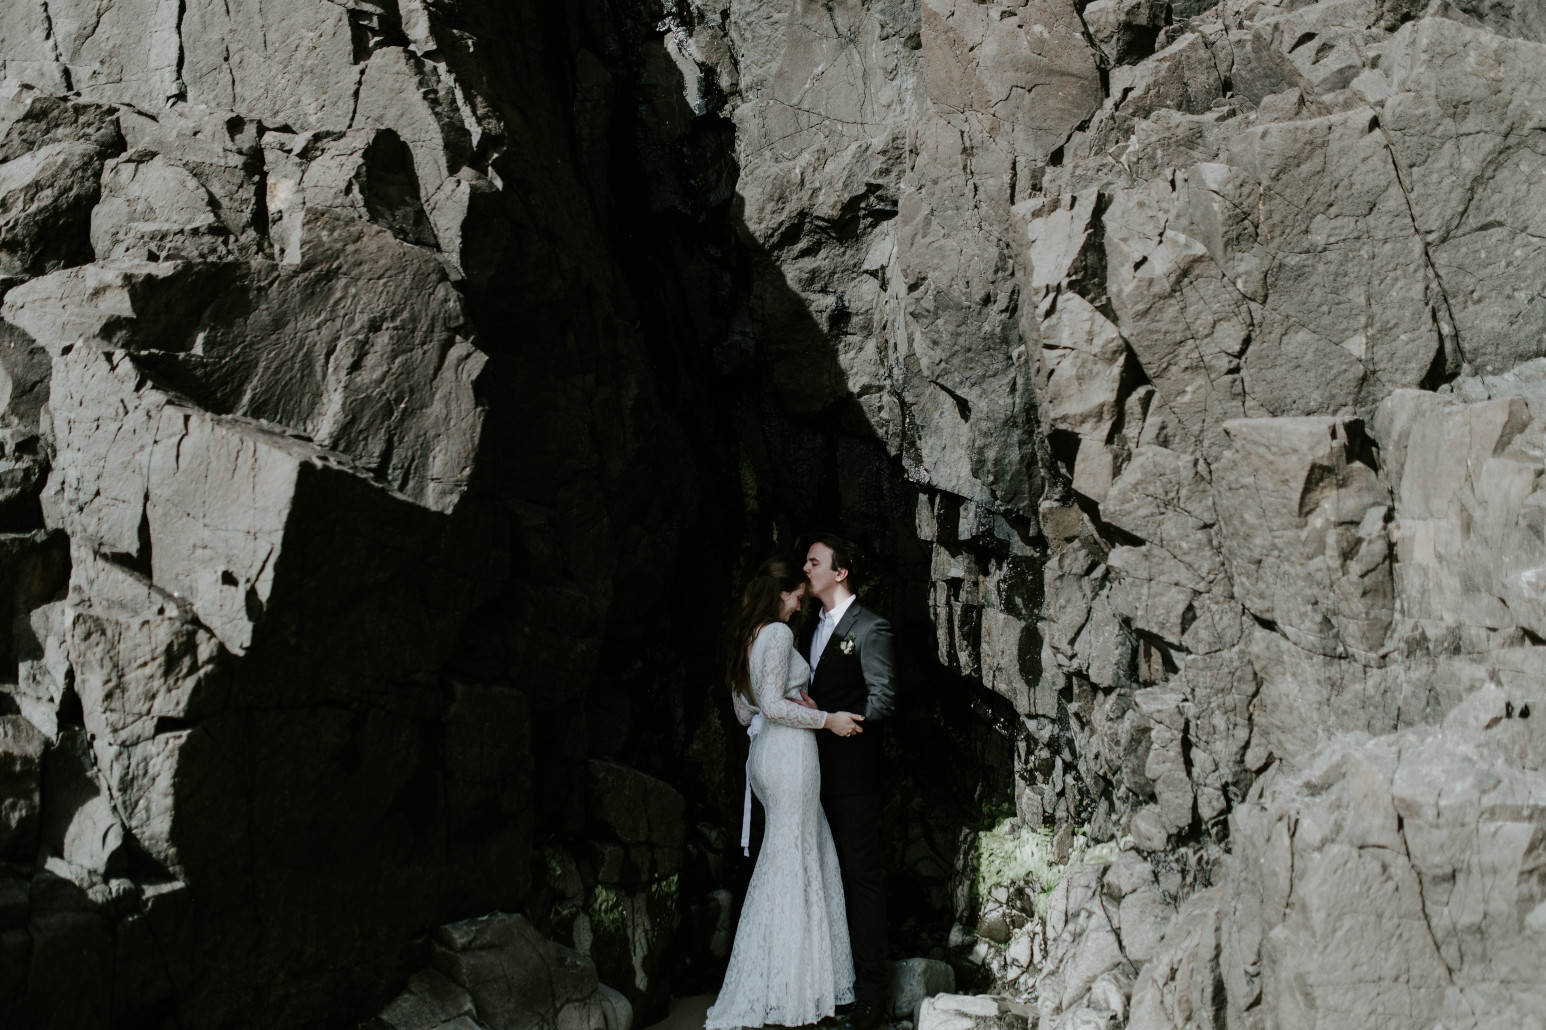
[821,593,857,626]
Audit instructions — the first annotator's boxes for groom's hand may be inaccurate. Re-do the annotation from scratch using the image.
[795,690,818,709]
[823,711,864,737]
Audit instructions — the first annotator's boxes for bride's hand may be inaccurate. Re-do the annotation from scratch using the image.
[824,712,864,737]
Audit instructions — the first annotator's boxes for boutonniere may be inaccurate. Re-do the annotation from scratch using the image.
[838,633,856,655]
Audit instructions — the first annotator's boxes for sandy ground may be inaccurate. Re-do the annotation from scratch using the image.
[643,996,870,1030]
[643,995,715,1030]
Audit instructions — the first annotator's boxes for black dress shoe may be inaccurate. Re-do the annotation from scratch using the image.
[850,999,884,1030]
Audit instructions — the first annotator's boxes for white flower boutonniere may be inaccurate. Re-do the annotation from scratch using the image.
[838,633,856,656]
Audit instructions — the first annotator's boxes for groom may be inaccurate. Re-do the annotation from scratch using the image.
[799,534,895,1029]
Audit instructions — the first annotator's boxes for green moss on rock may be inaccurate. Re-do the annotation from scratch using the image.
[590,885,627,938]
[974,818,1124,918]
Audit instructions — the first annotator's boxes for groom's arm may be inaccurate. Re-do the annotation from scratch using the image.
[859,615,897,722]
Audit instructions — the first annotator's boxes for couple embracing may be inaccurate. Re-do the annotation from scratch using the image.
[706,535,895,1030]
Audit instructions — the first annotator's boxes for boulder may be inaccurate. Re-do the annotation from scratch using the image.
[377,968,483,1030]
[889,956,958,1022]
[430,912,607,1030]
[597,984,632,1030]
[919,994,1034,1030]
[586,760,687,886]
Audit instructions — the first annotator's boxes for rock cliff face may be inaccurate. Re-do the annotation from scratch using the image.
[0,3,748,1027]
[1,0,1544,1028]
[692,0,1546,1026]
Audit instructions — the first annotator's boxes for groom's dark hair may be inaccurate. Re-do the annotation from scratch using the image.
[808,532,860,583]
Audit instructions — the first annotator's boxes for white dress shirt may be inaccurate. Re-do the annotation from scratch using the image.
[809,593,857,680]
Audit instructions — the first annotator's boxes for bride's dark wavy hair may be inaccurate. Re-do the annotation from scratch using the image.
[727,557,805,705]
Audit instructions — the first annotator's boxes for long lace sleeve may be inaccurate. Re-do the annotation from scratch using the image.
[752,623,827,730]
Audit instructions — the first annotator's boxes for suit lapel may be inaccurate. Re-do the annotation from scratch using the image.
[831,602,862,646]
[812,602,863,686]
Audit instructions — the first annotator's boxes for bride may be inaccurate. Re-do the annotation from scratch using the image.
[705,558,866,1030]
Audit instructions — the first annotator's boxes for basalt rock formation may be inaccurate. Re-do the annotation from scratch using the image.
[1,0,1543,1028]
[0,4,743,1027]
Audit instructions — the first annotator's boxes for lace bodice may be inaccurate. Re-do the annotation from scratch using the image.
[733,622,826,731]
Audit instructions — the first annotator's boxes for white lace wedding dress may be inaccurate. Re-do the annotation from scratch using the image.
[705,621,855,1029]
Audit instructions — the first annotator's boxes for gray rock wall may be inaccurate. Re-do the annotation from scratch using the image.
[685,0,1546,1025]
[0,2,746,1027]
[715,0,1539,834]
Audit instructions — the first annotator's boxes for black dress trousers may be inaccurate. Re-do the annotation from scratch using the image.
[823,789,887,1003]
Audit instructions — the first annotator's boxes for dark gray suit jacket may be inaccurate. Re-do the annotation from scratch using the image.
[799,600,896,796]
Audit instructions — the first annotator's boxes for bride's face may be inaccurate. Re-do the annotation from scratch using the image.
[778,584,806,622]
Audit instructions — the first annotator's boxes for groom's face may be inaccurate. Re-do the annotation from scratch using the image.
[803,542,846,599]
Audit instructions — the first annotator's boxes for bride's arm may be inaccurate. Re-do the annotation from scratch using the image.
[753,624,828,731]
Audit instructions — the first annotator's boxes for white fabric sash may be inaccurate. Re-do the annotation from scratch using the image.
[740,712,765,856]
